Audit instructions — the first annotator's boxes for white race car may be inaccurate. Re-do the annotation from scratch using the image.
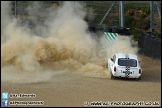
[106,53,142,80]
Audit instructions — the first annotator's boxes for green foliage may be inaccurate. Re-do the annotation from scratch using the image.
[131,29,143,41]
[128,10,134,16]
[145,8,150,14]
[125,15,146,41]
[140,11,147,18]
[124,15,135,28]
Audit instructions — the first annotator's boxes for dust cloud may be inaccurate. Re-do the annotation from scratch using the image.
[1,1,138,83]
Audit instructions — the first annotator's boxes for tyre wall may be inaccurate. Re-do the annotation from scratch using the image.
[138,32,161,60]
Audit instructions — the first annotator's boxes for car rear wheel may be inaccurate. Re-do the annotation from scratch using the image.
[110,70,115,79]
[136,76,141,81]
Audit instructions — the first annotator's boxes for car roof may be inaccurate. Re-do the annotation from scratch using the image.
[115,53,138,60]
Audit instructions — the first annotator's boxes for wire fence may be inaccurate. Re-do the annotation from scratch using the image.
[10,1,161,33]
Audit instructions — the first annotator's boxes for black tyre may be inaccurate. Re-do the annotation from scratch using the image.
[156,34,161,38]
[145,32,157,38]
[95,26,104,32]
[88,25,96,33]
[138,33,146,48]
[104,26,112,32]
[136,76,141,81]
[110,70,115,79]
[95,26,104,37]
[124,30,130,35]
[112,27,126,33]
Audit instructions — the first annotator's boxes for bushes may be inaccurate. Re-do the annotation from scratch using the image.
[140,11,147,18]
[125,15,135,27]
[128,9,134,16]
[132,29,143,41]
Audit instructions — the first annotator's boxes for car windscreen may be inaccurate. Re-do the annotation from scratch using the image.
[118,58,137,67]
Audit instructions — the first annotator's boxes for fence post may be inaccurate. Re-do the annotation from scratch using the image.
[119,1,120,26]
[120,1,124,27]
[155,1,161,20]
[99,1,116,25]
[150,1,154,32]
